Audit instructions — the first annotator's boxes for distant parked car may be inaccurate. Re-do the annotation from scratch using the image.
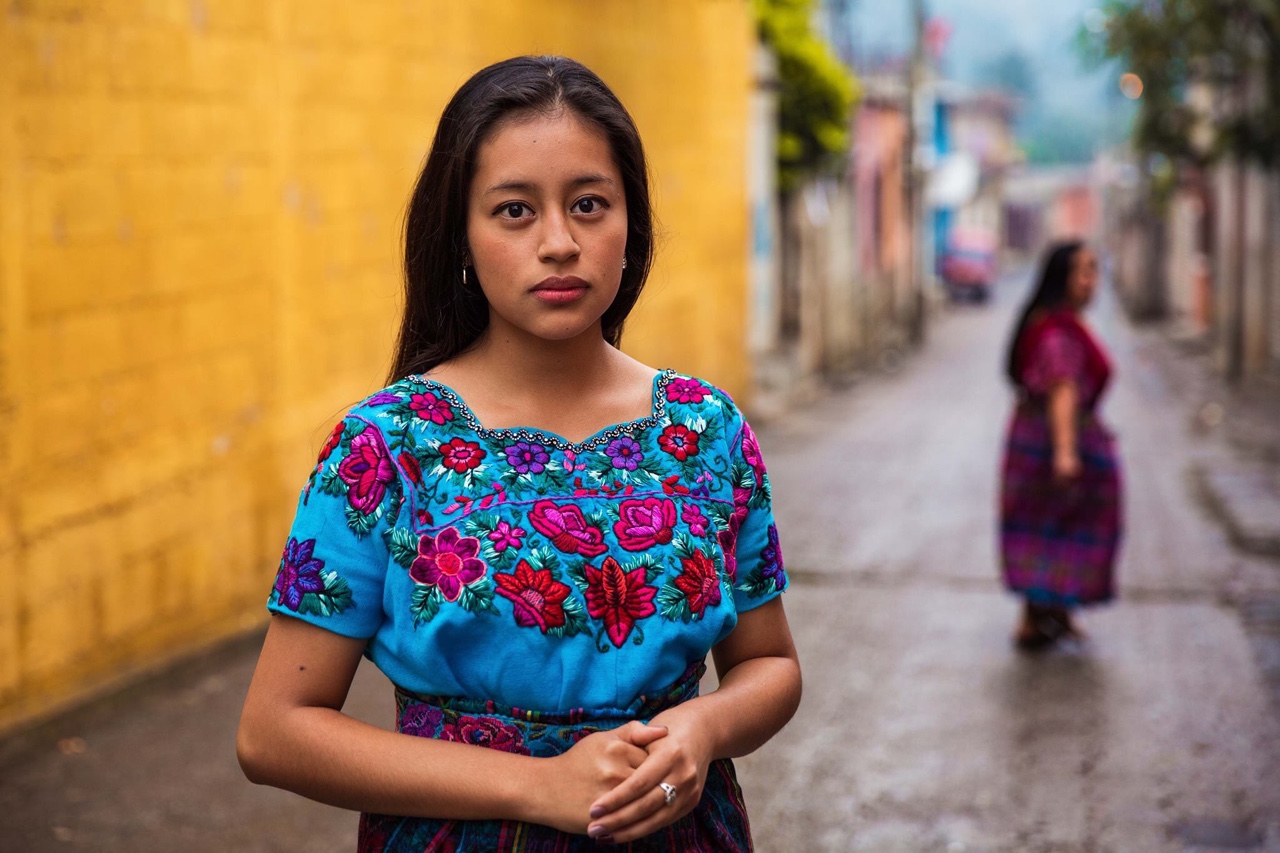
[940,228,998,302]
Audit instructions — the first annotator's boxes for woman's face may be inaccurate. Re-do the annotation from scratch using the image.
[465,109,628,345]
[1066,246,1099,309]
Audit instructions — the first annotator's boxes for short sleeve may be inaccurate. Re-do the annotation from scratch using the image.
[267,415,401,638]
[1022,327,1086,396]
[722,405,788,612]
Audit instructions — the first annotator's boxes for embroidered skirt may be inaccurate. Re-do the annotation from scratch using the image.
[357,661,752,852]
[999,407,1122,607]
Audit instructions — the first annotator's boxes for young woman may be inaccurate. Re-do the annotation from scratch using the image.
[237,56,801,851]
[1000,241,1123,650]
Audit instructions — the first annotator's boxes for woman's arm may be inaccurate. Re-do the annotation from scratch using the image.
[237,614,665,832]
[1047,380,1081,480]
[583,597,802,842]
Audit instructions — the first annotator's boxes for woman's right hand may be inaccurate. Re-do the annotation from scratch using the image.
[532,722,668,835]
[1053,447,1082,481]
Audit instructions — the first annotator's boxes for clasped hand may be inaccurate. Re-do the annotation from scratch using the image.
[541,716,711,843]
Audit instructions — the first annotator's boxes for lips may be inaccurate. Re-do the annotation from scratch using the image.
[531,276,589,304]
[532,276,589,293]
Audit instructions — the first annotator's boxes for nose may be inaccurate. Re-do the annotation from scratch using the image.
[538,211,580,263]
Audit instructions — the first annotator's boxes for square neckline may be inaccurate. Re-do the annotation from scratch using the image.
[414,368,675,453]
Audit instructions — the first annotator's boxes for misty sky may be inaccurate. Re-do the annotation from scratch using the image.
[849,0,1135,162]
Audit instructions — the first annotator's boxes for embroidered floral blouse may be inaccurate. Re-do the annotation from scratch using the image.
[267,370,788,713]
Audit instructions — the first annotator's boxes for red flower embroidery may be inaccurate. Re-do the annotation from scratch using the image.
[441,716,531,755]
[613,498,677,551]
[528,500,608,557]
[494,560,572,633]
[398,451,422,485]
[658,424,700,461]
[337,427,396,515]
[317,421,345,464]
[674,551,722,617]
[439,437,485,473]
[584,557,657,647]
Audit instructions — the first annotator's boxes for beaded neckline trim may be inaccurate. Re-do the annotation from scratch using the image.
[411,369,675,453]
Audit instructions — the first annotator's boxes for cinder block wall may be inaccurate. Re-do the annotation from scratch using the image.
[0,0,753,733]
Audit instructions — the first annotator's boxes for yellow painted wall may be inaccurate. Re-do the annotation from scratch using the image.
[0,0,754,733]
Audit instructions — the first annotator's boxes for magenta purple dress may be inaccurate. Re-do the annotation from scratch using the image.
[1000,310,1123,607]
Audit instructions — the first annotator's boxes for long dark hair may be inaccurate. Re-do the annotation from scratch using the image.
[388,56,655,383]
[1004,240,1084,385]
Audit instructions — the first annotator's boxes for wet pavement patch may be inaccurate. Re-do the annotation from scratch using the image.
[1171,818,1264,848]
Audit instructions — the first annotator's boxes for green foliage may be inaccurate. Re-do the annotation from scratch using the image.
[754,0,861,192]
[1082,0,1280,168]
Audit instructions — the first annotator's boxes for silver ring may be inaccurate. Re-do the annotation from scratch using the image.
[658,782,677,806]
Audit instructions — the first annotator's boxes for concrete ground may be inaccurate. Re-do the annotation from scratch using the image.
[2,271,1278,852]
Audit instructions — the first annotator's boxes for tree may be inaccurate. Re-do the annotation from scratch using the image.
[1083,0,1280,169]
[754,0,861,192]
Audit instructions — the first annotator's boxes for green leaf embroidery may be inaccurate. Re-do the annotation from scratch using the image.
[410,584,442,626]
[298,571,354,617]
[388,528,419,569]
[344,503,380,538]
[565,560,590,593]
[318,468,347,498]
[463,511,499,539]
[672,532,699,560]
[547,595,590,639]
[457,577,499,615]
[657,582,693,623]
[526,547,562,574]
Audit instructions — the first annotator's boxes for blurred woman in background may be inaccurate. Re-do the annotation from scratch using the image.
[1000,241,1122,650]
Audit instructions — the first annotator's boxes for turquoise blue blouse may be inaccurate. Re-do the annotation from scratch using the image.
[267,370,787,713]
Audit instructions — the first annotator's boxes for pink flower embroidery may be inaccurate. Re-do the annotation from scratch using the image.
[410,392,454,425]
[486,521,526,552]
[584,557,657,648]
[613,498,677,551]
[337,427,396,515]
[739,422,767,482]
[529,500,608,557]
[665,377,709,404]
[410,527,487,602]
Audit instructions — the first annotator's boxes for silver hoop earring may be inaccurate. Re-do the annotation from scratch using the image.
[462,266,468,286]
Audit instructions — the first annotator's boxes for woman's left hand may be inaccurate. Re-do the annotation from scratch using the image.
[583,711,712,843]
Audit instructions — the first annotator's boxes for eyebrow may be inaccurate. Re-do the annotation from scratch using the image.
[482,173,616,195]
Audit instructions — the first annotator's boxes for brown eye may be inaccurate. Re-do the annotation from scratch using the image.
[497,202,531,219]
[572,197,605,215]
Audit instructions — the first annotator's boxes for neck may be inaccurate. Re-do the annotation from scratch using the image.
[462,323,624,396]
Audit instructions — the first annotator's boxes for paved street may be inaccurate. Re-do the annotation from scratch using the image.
[2,272,1279,852]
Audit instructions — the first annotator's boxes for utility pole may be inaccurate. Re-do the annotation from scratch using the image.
[905,0,928,346]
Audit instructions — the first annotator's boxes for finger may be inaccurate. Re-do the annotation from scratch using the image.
[588,783,673,840]
[588,750,673,818]
[614,721,668,748]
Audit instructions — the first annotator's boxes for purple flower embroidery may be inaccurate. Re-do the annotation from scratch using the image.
[504,441,550,475]
[487,521,527,553]
[337,427,396,515]
[605,435,643,471]
[409,392,454,425]
[368,391,401,406]
[273,538,326,611]
[410,527,487,602]
[666,377,709,404]
[399,704,444,738]
[760,523,785,590]
[682,503,709,537]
